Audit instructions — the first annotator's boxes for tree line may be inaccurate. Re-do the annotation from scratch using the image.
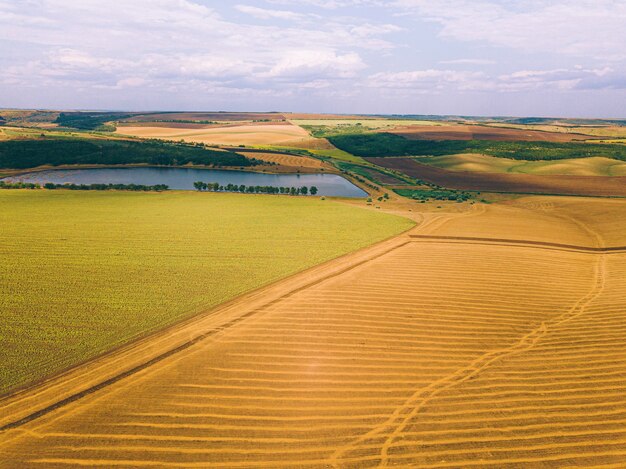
[194,181,318,196]
[329,133,626,161]
[0,138,260,169]
[0,181,168,191]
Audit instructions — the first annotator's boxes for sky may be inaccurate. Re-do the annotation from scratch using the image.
[1,0,625,118]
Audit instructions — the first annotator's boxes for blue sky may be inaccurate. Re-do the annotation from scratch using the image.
[1,0,625,117]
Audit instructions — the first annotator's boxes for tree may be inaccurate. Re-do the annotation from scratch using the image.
[310,186,318,195]
[300,186,308,195]
[193,181,204,191]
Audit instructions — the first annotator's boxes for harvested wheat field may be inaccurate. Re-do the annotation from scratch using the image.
[3,196,626,467]
[115,122,330,148]
[238,151,325,170]
[122,113,286,123]
[387,124,603,142]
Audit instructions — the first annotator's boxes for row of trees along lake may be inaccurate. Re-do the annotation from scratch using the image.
[194,181,319,196]
[0,181,168,191]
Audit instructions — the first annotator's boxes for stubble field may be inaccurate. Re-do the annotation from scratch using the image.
[115,122,331,148]
[0,190,412,394]
[237,151,326,170]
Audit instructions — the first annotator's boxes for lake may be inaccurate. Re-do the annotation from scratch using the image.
[2,167,368,198]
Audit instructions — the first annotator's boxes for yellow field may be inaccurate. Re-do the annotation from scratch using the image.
[3,196,626,467]
[115,123,331,149]
[416,153,626,176]
[238,152,325,169]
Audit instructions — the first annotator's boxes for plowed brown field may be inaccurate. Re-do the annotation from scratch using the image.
[2,197,626,468]
[387,124,603,142]
[368,157,626,197]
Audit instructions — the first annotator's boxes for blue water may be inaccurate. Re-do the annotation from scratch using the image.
[2,167,367,198]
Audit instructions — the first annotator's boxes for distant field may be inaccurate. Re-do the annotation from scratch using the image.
[487,123,626,138]
[238,151,324,169]
[0,190,412,394]
[116,122,332,148]
[121,112,286,122]
[292,119,439,129]
[368,157,626,197]
[0,109,60,128]
[387,123,602,142]
[416,154,626,176]
[330,133,626,161]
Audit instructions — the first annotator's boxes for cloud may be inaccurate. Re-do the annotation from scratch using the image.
[368,69,486,92]
[263,50,365,79]
[498,67,626,92]
[0,0,394,96]
[368,66,626,94]
[439,59,496,65]
[235,5,305,21]
[266,0,382,9]
[392,0,626,61]
[1,0,625,115]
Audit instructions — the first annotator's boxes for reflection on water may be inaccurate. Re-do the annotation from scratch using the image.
[2,167,367,198]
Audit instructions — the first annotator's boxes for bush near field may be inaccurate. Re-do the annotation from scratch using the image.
[394,188,473,202]
[54,112,137,131]
[329,133,626,161]
[0,138,259,169]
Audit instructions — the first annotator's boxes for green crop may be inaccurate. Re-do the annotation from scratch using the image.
[0,190,413,394]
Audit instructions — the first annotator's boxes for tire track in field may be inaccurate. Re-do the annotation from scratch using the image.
[329,254,606,467]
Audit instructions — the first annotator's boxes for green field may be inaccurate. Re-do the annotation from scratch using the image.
[0,190,413,394]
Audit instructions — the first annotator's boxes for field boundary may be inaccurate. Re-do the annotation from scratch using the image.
[0,231,413,434]
[409,234,626,253]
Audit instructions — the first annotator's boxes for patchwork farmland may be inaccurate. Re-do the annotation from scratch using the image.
[385,123,604,142]
[115,122,331,148]
[368,157,626,197]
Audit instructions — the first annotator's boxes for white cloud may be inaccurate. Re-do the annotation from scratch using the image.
[392,0,626,61]
[350,23,403,37]
[0,0,394,96]
[368,66,626,94]
[263,50,365,79]
[498,67,623,92]
[368,69,486,92]
[266,0,381,9]
[439,59,496,65]
[235,5,305,21]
